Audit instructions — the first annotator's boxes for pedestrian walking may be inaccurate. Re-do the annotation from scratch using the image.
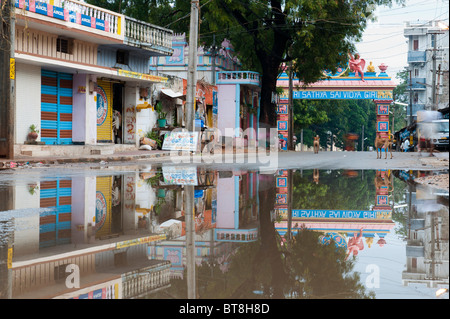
[403,138,410,152]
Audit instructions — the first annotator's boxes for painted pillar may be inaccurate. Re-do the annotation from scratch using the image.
[276,101,289,151]
[374,99,393,141]
[235,84,240,137]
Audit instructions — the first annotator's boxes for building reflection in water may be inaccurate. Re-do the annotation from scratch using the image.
[395,170,449,289]
[0,167,447,299]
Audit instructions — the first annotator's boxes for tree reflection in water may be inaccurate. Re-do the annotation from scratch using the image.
[155,172,375,299]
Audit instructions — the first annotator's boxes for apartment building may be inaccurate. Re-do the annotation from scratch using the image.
[404,20,449,120]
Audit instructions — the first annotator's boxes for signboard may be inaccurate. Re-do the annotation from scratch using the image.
[162,166,198,185]
[276,194,288,204]
[117,69,167,83]
[15,0,112,33]
[276,177,287,188]
[291,209,392,219]
[377,104,389,115]
[277,104,288,114]
[116,234,166,249]
[377,121,389,132]
[277,120,288,131]
[162,131,199,152]
[280,90,393,101]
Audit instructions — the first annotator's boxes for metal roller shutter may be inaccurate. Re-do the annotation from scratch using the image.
[41,70,73,145]
[39,179,72,248]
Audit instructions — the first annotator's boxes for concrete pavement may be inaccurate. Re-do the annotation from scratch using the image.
[1,148,448,171]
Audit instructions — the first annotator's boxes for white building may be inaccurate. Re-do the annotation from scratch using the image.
[4,0,174,158]
[404,20,449,120]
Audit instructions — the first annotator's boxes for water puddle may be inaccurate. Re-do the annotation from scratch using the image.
[0,166,448,299]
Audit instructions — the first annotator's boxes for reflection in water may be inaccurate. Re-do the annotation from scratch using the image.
[0,167,448,299]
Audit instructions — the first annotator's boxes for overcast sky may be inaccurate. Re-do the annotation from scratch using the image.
[355,0,449,84]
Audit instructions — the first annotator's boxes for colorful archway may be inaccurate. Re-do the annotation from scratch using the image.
[276,61,397,150]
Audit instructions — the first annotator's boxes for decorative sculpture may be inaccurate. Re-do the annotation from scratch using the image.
[367,61,375,73]
[348,51,366,81]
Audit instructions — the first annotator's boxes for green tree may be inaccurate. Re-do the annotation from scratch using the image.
[90,0,403,128]
[391,67,410,132]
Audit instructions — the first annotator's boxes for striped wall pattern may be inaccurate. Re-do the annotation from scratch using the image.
[41,70,73,145]
[39,179,72,248]
[15,25,98,65]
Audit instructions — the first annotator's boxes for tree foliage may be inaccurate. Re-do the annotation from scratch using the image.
[88,0,404,127]
[294,99,377,149]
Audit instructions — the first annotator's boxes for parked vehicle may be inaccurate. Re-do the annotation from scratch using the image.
[430,119,449,151]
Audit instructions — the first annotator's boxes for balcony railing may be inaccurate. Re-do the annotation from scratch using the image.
[216,71,261,86]
[124,16,173,55]
[62,0,122,36]
[407,51,427,63]
[407,78,427,90]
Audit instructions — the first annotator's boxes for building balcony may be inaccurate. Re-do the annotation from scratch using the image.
[216,71,261,87]
[407,51,427,63]
[15,0,173,56]
[407,78,427,90]
[124,16,173,56]
[406,104,426,117]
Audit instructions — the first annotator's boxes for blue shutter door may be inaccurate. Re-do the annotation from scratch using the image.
[41,70,73,144]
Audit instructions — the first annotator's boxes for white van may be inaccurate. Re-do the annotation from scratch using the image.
[431,119,449,151]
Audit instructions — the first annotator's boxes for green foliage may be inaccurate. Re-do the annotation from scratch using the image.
[294,99,377,149]
[292,170,375,211]
[29,124,39,133]
[145,130,162,148]
[89,0,404,126]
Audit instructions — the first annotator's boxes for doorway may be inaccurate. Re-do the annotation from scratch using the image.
[113,83,124,144]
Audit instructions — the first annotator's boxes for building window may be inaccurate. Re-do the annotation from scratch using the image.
[413,39,419,51]
[431,34,436,48]
[414,68,419,77]
[116,50,129,65]
[56,37,73,54]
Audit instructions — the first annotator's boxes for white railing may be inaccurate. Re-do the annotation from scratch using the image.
[62,0,123,37]
[216,71,261,86]
[124,16,173,54]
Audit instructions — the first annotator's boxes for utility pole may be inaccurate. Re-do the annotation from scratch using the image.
[435,64,441,108]
[409,69,413,126]
[288,61,294,150]
[361,125,364,152]
[185,0,199,300]
[0,0,15,159]
[431,32,438,111]
[300,128,303,151]
[211,34,217,85]
[186,0,199,133]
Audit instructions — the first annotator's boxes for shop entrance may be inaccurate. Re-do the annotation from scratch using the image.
[112,83,124,144]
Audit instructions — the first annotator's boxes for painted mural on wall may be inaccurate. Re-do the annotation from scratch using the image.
[124,105,136,144]
[96,86,108,126]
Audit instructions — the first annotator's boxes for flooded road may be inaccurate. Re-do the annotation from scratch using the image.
[0,164,448,300]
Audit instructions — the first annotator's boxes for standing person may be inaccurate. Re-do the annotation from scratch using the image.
[403,138,410,152]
